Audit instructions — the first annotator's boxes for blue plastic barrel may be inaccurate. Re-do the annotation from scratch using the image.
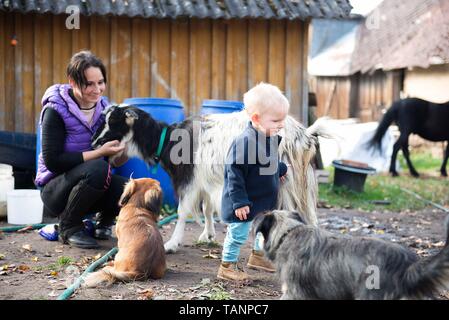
[115,98,185,207]
[201,99,244,114]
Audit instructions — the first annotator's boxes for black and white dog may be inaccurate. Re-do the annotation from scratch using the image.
[254,210,449,300]
[92,105,329,252]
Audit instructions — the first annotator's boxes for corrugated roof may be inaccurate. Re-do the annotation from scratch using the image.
[309,25,358,76]
[350,0,449,73]
[0,0,352,20]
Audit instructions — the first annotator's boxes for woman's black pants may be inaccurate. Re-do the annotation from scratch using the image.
[40,159,128,240]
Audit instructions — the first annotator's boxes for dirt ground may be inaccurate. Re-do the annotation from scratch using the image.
[1,207,448,300]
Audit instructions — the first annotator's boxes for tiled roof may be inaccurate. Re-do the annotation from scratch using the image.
[351,0,449,73]
[0,0,352,20]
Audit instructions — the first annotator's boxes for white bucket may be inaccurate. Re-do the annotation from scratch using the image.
[7,189,43,224]
[0,164,15,218]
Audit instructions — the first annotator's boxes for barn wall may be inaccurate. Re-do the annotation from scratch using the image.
[357,70,402,122]
[0,12,308,133]
[310,70,402,122]
[309,76,352,119]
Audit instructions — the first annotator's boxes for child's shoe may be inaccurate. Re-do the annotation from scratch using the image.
[217,262,250,281]
[247,250,275,272]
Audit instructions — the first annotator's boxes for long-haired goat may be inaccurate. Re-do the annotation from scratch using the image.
[92,105,328,252]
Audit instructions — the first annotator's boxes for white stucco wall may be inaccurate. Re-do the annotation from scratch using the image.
[404,64,449,103]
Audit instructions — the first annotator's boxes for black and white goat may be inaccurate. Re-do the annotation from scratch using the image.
[92,105,328,253]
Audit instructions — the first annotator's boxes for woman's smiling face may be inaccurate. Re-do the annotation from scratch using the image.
[70,67,106,107]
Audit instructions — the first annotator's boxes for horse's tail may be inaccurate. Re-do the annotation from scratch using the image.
[369,101,399,152]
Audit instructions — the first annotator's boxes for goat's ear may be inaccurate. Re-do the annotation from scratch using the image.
[119,179,135,207]
[125,109,139,120]
[144,186,163,214]
[253,212,275,241]
[288,211,305,224]
[125,109,139,126]
[103,104,118,115]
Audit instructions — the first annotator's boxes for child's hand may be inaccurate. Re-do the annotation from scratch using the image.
[280,163,291,183]
[280,174,287,183]
[235,206,250,221]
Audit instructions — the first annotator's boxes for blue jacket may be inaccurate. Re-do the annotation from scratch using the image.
[221,122,287,223]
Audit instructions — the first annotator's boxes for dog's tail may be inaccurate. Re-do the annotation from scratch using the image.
[82,265,140,288]
[401,216,449,299]
[368,101,399,152]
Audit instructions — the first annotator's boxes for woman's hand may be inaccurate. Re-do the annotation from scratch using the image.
[97,140,125,157]
[235,206,250,221]
[83,140,125,162]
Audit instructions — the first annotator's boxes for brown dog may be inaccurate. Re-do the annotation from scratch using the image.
[83,178,166,287]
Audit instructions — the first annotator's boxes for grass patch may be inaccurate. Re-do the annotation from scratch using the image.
[208,287,232,300]
[194,240,221,248]
[33,256,74,272]
[397,152,443,172]
[56,256,74,267]
[319,151,449,212]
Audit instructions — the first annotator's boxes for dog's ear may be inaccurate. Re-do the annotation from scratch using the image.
[254,212,275,241]
[144,186,163,214]
[119,179,135,207]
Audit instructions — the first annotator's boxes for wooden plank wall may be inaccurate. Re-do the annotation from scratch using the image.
[310,76,351,119]
[0,12,308,133]
[358,70,399,122]
[311,70,401,122]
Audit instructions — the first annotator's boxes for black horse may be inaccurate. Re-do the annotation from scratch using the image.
[370,98,449,177]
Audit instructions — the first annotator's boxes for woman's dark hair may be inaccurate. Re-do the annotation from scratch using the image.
[66,50,107,88]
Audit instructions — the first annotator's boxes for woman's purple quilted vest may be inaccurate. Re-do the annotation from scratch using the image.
[35,84,108,186]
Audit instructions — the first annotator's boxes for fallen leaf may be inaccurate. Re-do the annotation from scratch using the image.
[22,244,33,252]
[32,257,39,262]
[419,219,431,225]
[0,254,5,260]
[18,265,30,272]
[202,250,220,259]
[1,264,9,271]
[50,271,58,277]
[48,290,59,297]
[432,241,445,248]
[137,288,154,300]
[93,253,102,261]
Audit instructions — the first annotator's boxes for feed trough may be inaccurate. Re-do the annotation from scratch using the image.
[332,160,376,193]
